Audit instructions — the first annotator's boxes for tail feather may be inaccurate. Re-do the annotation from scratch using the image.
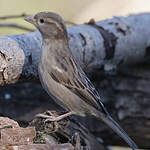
[98,113,137,150]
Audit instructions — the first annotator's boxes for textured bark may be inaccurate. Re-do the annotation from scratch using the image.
[0,13,150,149]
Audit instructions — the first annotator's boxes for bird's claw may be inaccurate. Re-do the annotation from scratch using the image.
[35,110,72,132]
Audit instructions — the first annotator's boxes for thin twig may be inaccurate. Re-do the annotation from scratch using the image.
[0,13,30,20]
[0,23,35,32]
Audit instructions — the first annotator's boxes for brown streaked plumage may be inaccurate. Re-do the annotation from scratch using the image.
[25,12,137,150]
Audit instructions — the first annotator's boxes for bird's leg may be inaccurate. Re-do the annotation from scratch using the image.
[45,111,73,122]
[36,111,73,132]
[44,110,59,131]
[36,111,73,122]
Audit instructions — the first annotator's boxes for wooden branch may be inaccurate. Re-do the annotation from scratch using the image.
[0,13,35,32]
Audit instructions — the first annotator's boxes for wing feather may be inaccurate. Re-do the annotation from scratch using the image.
[49,55,109,115]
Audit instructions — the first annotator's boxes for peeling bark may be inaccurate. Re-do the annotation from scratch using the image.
[86,19,117,60]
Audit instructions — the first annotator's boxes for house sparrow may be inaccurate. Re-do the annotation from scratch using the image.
[25,12,137,150]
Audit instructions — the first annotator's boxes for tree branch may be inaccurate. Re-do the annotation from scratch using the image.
[0,13,34,32]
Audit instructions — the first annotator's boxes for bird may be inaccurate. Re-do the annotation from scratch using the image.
[24,12,137,150]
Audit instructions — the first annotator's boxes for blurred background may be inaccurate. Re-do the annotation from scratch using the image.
[0,0,148,149]
[0,0,150,35]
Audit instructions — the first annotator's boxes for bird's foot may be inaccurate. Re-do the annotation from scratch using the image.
[36,110,72,132]
[38,110,72,122]
[45,111,72,122]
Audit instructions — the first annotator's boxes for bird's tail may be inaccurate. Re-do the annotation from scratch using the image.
[97,112,137,150]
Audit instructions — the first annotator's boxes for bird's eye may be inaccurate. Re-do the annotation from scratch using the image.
[39,18,44,24]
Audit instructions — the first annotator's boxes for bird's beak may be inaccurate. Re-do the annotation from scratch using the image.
[24,15,36,25]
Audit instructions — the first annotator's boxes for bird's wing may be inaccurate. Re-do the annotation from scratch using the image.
[48,55,109,115]
[48,56,138,150]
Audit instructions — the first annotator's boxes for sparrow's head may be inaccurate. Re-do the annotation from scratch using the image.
[25,12,67,39]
